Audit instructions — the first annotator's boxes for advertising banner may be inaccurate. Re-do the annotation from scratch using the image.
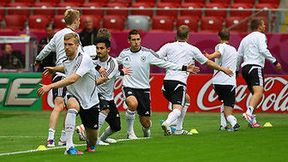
[0,73,42,110]
[42,74,288,113]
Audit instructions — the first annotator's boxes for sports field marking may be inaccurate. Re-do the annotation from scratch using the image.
[0,135,46,138]
[0,137,150,157]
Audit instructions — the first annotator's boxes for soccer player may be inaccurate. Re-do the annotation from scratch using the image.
[35,9,81,147]
[204,29,240,131]
[116,29,200,139]
[157,25,234,135]
[37,33,100,155]
[237,18,282,128]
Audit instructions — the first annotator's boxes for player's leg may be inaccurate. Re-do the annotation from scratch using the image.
[174,94,190,134]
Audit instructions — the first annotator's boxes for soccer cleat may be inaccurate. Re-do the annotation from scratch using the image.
[242,112,254,125]
[142,127,151,137]
[47,139,55,147]
[219,125,229,131]
[86,145,96,152]
[174,129,192,135]
[104,138,117,144]
[96,140,110,146]
[65,147,83,155]
[248,122,263,128]
[127,132,138,139]
[58,139,66,146]
[228,123,240,131]
[76,125,87,141]
[161,123,172,136]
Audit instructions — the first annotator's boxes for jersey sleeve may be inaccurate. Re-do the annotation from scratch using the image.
[191,47,208,65]
[216,44,224,56]
[149,50,182,70]
[257,34,276,63]
[106,59,119,79]
[76,56,93,77]
[116,51,124,65]
[156,44,168,59]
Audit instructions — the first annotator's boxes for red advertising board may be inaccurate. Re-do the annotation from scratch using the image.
[42,74,288,113]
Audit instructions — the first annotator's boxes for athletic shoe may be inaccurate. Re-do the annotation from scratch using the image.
[248,122,263,128]
[58,139,66,146]
[161,123,172,136]
[142,127,151,137]
[219,125,228,131]
[76,125,87,141]
[227,123,240,132]
[86,145,96,152]
[127,132,138,139]
[47,139,55,147]
[174,129,192,135]
[96,140,109,146]
[65,147,83,155]
[104,138,117,144]
[242,112,254,125]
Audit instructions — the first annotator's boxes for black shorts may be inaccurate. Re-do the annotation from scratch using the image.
[162,80,186,106]
[52,74,67,100]
[242,65,264,94]
[123,87,151,117]
[213,84,236,107]
[78,104,100,130]
[99,98,121,132]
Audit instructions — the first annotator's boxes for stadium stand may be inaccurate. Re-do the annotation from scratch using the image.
[28,15,51,32]
[102,15,126,31]
[81,2,105,16]
[176,16,199,32]
[131,2,154,17]
[53,15,66,30]
[127,15,150,31]
[230,3,254,17]
[200,16,223,32]
[205,3,227,18]
[180,2,203,18]
[225,16,249,32]
[156,2,180,18]
[32,3,55,18]
[7,2,31,17]
[151,16,174,31]
[80,15,101,30]
[106,2,129,17]
[4,15,27,31]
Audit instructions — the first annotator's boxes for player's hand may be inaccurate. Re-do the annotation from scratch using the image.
[37,84,51,96]
[98,67,108,78]
[222,67,233,77]
[274,63,282,72]
[203,51,210,58]
[122,67,132,75]
[34,60,41,71]
[187,64,200,74]
[96,76,109,85]
[43,67,56,77]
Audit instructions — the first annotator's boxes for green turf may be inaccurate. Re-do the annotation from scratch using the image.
[0,110,287,162]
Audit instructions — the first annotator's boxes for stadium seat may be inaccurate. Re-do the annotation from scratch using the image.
[62,0,85,5]
[56,2,79,15]
[258,0,280,7]
[176,16,199,32]
[28,15,51,32]
[183,0,206,5]
[151,16,174,31]
[200,16,223,32]
[180,3,202,18]
[32,3,55,18]
[6,2,31,17]
[205,3,227,18]
[38,0,60,4]
[127,15,150,31]
[131,2,154,17]
[156,2,180,18]
[102,15,126,31]
[225,17,249,33]
[134,0,156,6]
[233,0,255,6]
[4,15,27,31]
[230,3,254,18]
[81,2,105,16]
[0,0,9,6]
[53,15,66,30]
[255,3,278,17]
[106,2,129,17]
[14,0,35,5]
[159,0,181,5]
[87,0,110,6]
[209,0,231,7]
[80,15,101,30]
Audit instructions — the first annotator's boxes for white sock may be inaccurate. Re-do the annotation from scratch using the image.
[98,112,108,131]
[48,128,55,140]
[100,127,114,141]
[176,103,189,130]
[65,109,78,150]
[246,106,254,116]
[163,109,181,126]
[126,109,136,134]
[59,130,66,142]
[226,115,237,127]
[220,105,227,127]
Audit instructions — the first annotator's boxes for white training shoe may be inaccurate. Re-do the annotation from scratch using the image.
[104,138,117,144]
[47,139,55,147]
[174,129,192,135]
[58,139,66,146]
[97,140,110,146]
[127,132,138,139]
[142,127,151,137]
[161,123,172,136]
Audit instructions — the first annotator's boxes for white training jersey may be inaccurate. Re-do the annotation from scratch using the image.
[212,43,237,86]
[237,31,276,68]
[94,56,119,101]
[36,28,82,66]
[63,52,99,109]
[157,41,208,84]
[116,46,184,89]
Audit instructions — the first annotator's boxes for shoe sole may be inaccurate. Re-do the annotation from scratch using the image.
[161,125,171,136]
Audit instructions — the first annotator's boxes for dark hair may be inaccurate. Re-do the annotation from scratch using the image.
[128,29,140,40]
[1,43,11,51]
[46,22,55,30]
[250,18,263,31]
[176,25,189,41]
[218,28,230,41]
[94,37,111,48]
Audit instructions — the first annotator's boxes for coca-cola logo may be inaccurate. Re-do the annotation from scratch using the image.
[197,77,288,112]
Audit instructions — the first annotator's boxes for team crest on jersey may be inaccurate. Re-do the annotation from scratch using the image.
[140,55,146,62]
[124,56,130,62]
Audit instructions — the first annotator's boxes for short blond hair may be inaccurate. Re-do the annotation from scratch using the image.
[64,33,80,44]
[64,9,80,25]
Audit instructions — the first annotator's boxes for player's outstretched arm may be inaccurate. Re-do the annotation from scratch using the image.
[43,66,64,77]
[186,64,200,74]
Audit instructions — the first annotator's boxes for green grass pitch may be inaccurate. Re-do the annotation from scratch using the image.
[0,110,287,162]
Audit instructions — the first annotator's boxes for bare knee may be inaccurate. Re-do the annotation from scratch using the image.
[126,96,138,111]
